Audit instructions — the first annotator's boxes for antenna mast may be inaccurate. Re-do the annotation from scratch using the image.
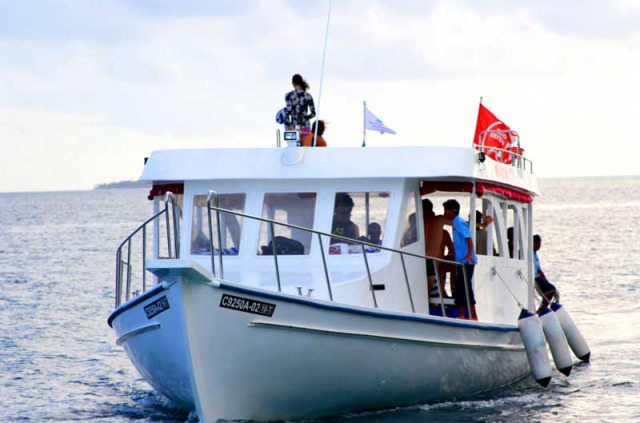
[313,0,333,147]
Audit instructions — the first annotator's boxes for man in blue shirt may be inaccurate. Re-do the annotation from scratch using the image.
[443,199,478,320]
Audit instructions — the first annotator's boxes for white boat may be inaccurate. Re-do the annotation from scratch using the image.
[108,137,543,422]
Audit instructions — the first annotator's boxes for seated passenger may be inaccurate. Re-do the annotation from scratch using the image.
[366,222,382,246]
[330,193,359,244]
[534,234,560,313]
[401,213,418,246]
[300,120,328,147]
[358,222,383,252]
[474,211,493,255]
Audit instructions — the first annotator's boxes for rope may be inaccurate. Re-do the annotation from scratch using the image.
[515,270,539,308]
[516,270,556,308]
[491,266,526,309]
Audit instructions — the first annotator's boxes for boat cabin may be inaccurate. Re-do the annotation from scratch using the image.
[133,145,539,325]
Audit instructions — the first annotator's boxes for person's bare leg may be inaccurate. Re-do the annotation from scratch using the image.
[470,305,478,321]
[439,275,447,297]
[457,306,467,319]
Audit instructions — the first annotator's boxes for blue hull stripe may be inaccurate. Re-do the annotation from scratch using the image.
[107,279,518,333]
[220,282,518,332]
[107,284,165,327]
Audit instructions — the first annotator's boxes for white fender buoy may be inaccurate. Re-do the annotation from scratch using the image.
[518,309,552,387]
[551,303,591,362]
[538,307,572,376]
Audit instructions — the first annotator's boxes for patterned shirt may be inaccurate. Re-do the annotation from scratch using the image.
[285,88,316,129]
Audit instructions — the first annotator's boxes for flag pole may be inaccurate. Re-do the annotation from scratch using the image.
[313,0,333,147]
[475,96,483,147]
[362,100,366,147]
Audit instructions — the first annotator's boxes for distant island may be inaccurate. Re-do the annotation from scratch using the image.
[94,180,150,189]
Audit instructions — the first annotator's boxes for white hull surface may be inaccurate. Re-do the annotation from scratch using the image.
[110,262,530,422]
[109,283,194,410]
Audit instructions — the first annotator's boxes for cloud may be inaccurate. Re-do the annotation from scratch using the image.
[114,0,257,19]
[459,0,640,38]
[0,0,139,43]
[1,0,640,191]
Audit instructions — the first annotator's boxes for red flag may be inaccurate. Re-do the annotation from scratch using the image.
[473,103,516,164]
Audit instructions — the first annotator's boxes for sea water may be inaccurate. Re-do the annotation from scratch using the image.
[1,177,639,422]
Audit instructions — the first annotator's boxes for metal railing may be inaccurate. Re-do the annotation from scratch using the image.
[477,130,534,173]
[206,191,474,317]
[115,193,181,307]
[113,189,476,318]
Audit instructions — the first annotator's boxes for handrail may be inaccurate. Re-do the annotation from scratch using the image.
[114,194,182,308]
[115,209,166,308]
[206,205,459,265]
[164,192,181,258]
[116,209,166,253]
[206,191,225,279]
[478,144,534,173]
[205,204,473,315]
[476,129,534,173]
[114,198,475,318]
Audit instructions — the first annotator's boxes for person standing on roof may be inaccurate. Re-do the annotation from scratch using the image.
[285,74,316,131]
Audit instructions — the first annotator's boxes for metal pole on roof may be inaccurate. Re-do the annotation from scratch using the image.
[475,96,483,149]
[313,0,333,147]
[362,100,367,147]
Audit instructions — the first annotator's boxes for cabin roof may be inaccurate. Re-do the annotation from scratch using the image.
[140,146,539,195]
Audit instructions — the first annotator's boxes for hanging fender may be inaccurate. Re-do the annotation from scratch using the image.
[538,307,573,376]
[551,303,591,362]
[518,309,552,387]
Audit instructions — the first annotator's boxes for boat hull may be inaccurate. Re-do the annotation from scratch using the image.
[109,284,195,410]
[110,272,530,421]
[181,280,529,422]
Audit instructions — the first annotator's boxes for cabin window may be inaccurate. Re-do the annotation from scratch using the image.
[258,193,317,256]
[506,207,516,259]
[491,201,506,257]
[329,191,390,254]
[507,205,527,260]
[191,194,246,255]
[476,199,493,256]
[400,191,418,247]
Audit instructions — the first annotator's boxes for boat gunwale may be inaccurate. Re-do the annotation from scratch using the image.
[108,283,165,327]
[108,274,519,333]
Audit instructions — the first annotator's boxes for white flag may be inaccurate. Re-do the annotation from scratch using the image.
[364,107,396,135]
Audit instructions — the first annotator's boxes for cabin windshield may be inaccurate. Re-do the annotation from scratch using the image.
[191,194,246,255]
[258,192,317,256]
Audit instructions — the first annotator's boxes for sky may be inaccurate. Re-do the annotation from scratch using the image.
[1,0,639,192]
